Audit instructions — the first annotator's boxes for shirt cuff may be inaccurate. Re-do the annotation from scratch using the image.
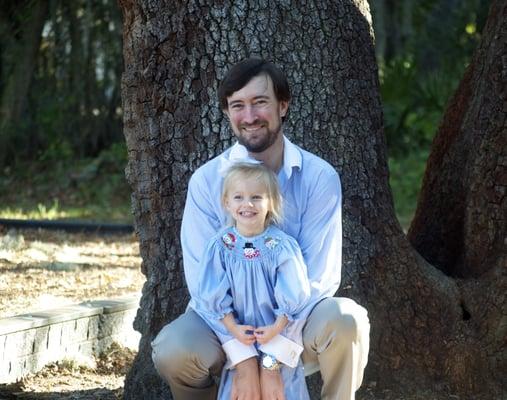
[222,339,258,369]
[258,334,303,368]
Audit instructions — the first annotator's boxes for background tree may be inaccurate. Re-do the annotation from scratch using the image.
[0,0,49,165]
[369,0,491,228]
[0,0,123,168]
[119,0,504,399]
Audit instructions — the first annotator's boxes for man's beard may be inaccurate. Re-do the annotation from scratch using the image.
[236,120,282,153]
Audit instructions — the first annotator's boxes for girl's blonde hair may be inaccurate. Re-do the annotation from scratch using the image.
[221,162,283,228]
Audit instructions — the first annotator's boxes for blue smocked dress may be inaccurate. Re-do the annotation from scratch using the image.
[193,225,311,400]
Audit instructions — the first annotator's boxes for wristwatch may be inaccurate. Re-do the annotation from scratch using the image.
[260,353,280,371]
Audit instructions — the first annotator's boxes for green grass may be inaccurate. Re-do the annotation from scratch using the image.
[0,145,132,223]
[0,202,131,223]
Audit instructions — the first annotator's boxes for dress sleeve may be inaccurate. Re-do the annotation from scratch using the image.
[273,236,311,323]
[192,238,235,345]
[258,236,311,368]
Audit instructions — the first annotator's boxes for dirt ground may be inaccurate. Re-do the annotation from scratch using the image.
[0,342,135,399]
[0,227,143,319]
[0,227,143,399]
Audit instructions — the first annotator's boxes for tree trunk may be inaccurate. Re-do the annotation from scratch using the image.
[119,0,505,398]
[407,0,506,391]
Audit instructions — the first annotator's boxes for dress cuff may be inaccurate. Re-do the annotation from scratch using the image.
[222,339,258,369]
[258,334,303,368]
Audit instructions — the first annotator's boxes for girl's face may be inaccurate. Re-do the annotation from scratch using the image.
[224,177,270,237]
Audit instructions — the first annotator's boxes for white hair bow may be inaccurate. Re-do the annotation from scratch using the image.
[218,145,262,177]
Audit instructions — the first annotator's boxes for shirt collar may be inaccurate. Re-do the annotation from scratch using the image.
[281,135,302,179]
[225,136,302,179]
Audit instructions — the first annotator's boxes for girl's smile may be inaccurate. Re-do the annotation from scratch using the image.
[224,178,270,237]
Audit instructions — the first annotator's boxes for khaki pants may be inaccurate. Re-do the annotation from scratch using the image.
[151,297,370,400]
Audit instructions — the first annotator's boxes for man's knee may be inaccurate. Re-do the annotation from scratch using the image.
[318,297,370,343]
[151,313,225,381]
[152,320,189,378]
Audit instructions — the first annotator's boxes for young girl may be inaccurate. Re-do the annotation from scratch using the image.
[193,162,311,400]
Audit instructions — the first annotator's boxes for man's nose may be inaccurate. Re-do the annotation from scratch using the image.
[242,105,257,124]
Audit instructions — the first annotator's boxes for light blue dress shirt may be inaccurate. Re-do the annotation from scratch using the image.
[182,136,342,367]
[193,225,311,400]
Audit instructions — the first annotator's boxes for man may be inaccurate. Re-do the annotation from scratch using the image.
[151,58,370,400]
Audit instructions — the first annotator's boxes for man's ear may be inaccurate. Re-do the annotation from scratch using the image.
[279,101,289,117]
[224,108,230,119]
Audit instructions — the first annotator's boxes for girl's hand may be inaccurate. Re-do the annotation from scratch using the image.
[255,315,288,345]
[232,324,256,345]
[222,313,256,346]
[254,324,282,345]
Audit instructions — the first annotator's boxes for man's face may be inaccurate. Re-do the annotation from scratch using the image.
[225,74,288,153]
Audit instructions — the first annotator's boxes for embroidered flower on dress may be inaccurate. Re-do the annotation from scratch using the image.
[264,236,280,250]
[243,242,260,259]
[222,232,236,250]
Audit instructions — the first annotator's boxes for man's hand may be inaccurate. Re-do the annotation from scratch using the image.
[260,368,285,400]
[231,357,261,400]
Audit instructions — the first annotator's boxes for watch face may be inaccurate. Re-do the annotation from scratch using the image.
[262,355,274,368]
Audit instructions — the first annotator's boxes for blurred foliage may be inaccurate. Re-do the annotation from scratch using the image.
[374,0,490,155]
[370,0,491,225]
[0,142,131,222]
[380,60,459,156]
[0,0,123,167]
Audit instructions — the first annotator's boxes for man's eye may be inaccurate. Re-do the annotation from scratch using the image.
[230,104,243,110]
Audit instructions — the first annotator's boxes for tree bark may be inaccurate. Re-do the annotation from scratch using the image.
[407,0,506,392]
[119,0,505,398]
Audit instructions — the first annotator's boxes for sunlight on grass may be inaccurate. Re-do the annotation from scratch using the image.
[0,143,132,223]
[0,202,132,223]
[0,204,74,220]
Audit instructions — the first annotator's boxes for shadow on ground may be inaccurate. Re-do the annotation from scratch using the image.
[0,384,121,400]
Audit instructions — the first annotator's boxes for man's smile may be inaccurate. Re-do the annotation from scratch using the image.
[241,122,266,132]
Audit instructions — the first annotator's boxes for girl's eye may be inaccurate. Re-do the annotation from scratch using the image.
[252,195,263,200]
[233,195,242,200]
